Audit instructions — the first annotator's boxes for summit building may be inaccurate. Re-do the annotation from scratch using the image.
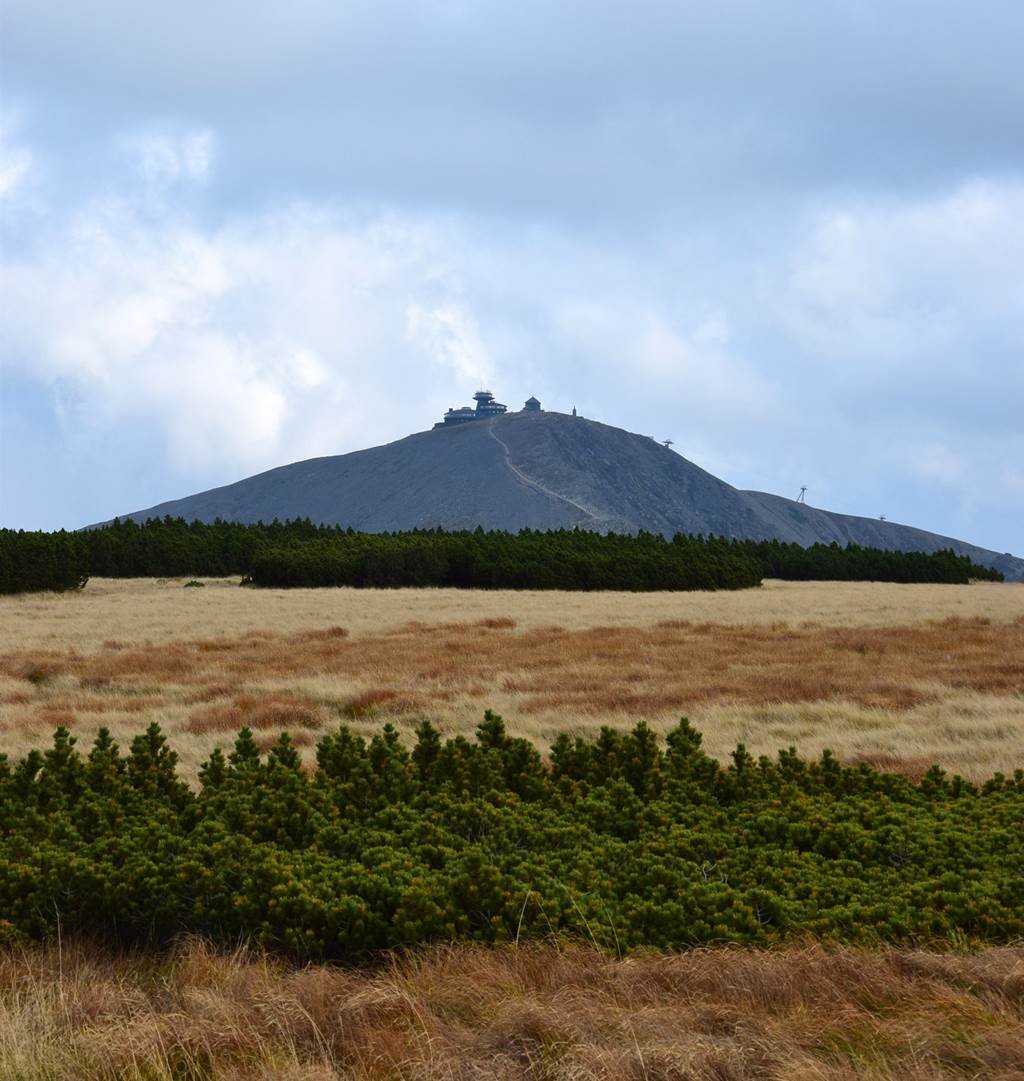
[434,391,542,428]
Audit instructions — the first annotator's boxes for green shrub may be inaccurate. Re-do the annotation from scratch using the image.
[1,716,1020,958]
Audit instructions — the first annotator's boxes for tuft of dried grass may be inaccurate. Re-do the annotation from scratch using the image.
[13,660,62,685]
[340,688,426,719]
[0,939,1021,1080]
[187,694,327,734]
[847,751,939,783]
[255,730,316,752]
[295,625,349,641]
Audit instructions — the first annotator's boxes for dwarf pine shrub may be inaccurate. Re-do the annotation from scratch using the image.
[1,714,1021,957]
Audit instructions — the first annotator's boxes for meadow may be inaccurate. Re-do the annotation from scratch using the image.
[2,939,1022,1080]
[2,576,1022,1080]
[1,577,1021,781]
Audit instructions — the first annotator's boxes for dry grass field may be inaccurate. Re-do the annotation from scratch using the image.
[1,938,1022,1080]
[5,577,1022,650]
[2,578,1023,1080]
[1,578,1021,781]
[2,577,1023,781]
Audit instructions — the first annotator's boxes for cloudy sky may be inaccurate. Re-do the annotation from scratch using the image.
[1,1,1022,553]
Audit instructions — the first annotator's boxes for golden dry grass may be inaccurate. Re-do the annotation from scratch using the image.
[2,577,1021,654]
[1,938,1022,1080]
[1,576,1022,780]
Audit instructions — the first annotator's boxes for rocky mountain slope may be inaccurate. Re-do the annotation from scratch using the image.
[107,410,1024,580]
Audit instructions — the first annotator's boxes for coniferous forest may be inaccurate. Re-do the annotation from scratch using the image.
[0,518,1003,596]
[0,518,1002,594]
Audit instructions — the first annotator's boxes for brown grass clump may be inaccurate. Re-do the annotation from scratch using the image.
[846,751,940,783]
[36,704,76,729]
[0,938,1022,1080]
[187,694,327,734]
[184,682,238,704]
[13,660,62,685]
[255,730,317,752]
[340,687,426,719]
[295,625,350,641]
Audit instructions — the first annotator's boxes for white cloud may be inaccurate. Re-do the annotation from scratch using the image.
[406,302,493,385]
[1,123,1021,552]
[0,150,493,478]
[781,180,1024,379]
[3,128,777,488]
[142,334,288,469]
[553,301,780,423]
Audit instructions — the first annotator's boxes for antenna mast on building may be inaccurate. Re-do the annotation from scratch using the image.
[796,486,807,504]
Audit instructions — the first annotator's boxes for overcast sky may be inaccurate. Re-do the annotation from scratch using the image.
[1,1,1022,553]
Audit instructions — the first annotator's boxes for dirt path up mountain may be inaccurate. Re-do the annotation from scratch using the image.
[486,419,600,523]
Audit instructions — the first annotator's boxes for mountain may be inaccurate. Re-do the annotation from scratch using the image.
[104,409,1024,580]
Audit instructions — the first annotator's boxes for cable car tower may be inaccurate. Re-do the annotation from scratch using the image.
[796,486,808,504]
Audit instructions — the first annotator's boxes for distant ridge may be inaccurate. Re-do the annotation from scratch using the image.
[102,410,1024,581]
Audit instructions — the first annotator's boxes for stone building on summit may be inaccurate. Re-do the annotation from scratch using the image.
[435,391,542,428]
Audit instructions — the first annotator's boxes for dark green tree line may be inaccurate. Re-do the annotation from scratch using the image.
[0,518,1002,594]
[739,538,1002,584]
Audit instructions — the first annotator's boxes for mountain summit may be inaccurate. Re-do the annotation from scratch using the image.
[108,401,1024,581]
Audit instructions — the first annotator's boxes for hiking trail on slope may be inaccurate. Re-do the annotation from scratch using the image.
[487,420,600,523]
